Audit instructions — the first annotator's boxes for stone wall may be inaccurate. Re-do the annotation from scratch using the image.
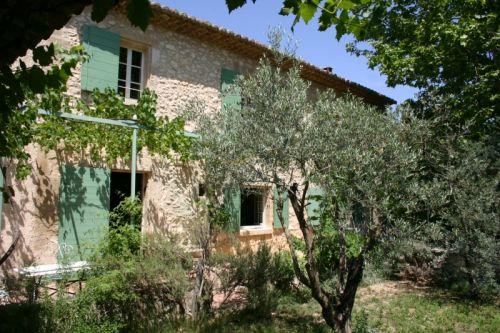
[0,6,303,275]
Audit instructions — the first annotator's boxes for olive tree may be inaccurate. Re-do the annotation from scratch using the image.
[187,38,425,331]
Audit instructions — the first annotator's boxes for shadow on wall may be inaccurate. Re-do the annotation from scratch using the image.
[58,164,110,262]
[1,144,200,281]
[0,154,65,276]
[1,149,112,278]
[143,158,198,239]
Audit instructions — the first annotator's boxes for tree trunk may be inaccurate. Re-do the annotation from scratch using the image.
[285,184,368,333]
[191,257,205,320]
[320,304,353,333]
[191,198,215,321]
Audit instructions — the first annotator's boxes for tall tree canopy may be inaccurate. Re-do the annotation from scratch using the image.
[227,0,499,133]
[187,36,427,331]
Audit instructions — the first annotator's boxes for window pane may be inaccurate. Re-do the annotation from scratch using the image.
[118,79,126,88]
[119,47,127,63]
[241,189,264,226]
[129,89,140,100]
[130,82,140,90]
[132,50,142,67]
[131,66,141,83]
[118,63,127,80]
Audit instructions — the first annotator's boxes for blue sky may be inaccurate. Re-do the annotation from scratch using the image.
[159,0,418,104]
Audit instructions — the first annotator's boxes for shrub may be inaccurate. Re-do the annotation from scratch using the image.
[109,196,142,228]
[40,228,192,332]
[215,243,296,317]
[369,240,439,284]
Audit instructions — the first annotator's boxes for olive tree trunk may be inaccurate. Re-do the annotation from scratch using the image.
[273,183,369,333]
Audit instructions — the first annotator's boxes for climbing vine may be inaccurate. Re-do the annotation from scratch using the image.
[23,86,193,175]
[3,43,193,180]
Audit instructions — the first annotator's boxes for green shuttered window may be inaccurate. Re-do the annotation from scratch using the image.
[58,165,110,262]
[273,188,289,229]
[224,187,241,232]
[81,25,120,92]
[221,68,241,231]
[306,187,324,226]
[221,68,241,110]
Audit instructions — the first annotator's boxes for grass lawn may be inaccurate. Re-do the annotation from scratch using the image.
[354,281,500,333]
[1,281,498,332]
[181,281,499,333]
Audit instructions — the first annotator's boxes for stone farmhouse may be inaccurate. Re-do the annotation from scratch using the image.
[0,4,394,275]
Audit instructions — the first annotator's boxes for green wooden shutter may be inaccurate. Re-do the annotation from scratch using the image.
[81,25,120,91]
[273,188,289,229]
[58,165,110,262]
[224,187,240,232]
[221,68,240,110]
[306,187,324,226]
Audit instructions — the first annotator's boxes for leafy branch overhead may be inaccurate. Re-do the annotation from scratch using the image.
[227,0,499,133]
[1,0,155,178]
[1,0,153,65]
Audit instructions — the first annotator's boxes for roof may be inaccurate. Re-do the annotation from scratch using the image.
[146,3,395,107]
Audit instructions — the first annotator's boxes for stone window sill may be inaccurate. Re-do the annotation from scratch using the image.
[239,227,273,236]
[124,97,139,106]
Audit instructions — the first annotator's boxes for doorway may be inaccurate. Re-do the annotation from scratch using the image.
[110,171,144,212]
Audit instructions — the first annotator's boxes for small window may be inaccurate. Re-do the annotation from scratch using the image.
[241,188,265,226]
[118,47,143,100]
[110,171,144,212]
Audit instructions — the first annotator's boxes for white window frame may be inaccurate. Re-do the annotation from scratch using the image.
[118,46,144,101]
[239,186,268,230]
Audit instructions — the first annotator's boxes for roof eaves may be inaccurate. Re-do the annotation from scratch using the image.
[145,3,396,107]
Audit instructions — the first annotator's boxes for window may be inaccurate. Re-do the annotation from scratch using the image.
[240,188,265,226]
[118,47,143,100]
[110,171,144,213]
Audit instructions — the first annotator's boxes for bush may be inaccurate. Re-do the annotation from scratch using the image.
[109,196,142,228]
[215,243,296,317]
[369,240,439,284]
[39,227,192,332]
[437,248,499,302]
[352,309,376,333]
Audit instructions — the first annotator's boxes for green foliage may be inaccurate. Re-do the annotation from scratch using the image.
[29,87,192,166]
[226,0,256,13]
[0,226,191,333]
[430,141,499,301]
[188,38,427,330]
[109,196,143,228]
[124,0,154,31]
[5,59,193,180]
[2,280,498,333]
[369,240,436,282]
[96,224,142,263]
[228,0,499,132]
[88,0,153,31]
[40,230,191,332]
[1,45,87,179]
[198,199,231,230]
[292,223,367,287]
[216,244,296,315]
[1,1,177,181]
